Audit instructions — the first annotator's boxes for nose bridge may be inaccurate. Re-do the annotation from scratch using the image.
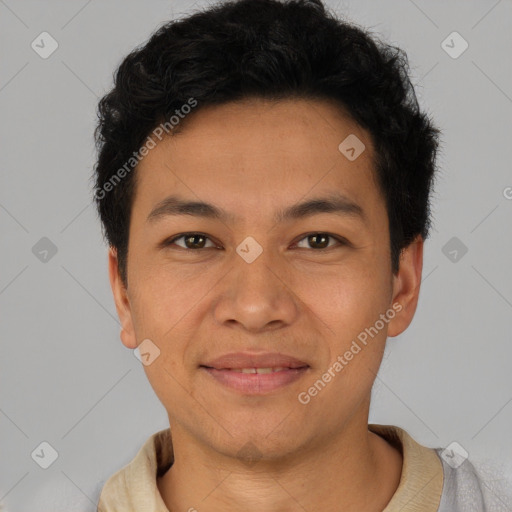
[236,238,279,292]
[213,236,299,331]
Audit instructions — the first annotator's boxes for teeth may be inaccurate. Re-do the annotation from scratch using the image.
[231,367,288,374]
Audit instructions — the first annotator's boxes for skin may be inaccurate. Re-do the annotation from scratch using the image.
[109,98,423,511]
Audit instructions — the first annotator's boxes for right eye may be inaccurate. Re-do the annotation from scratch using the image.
[163,232,219,250]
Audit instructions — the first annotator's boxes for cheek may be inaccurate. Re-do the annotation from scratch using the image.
[127,273,198,396]
[307,267,390,337]
[303,267,391,394]
[131,264,207,336]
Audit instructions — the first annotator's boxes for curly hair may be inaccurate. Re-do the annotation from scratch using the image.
[92,0,441,287]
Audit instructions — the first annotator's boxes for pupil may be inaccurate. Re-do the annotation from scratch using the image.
[187,234,205,248]
[311,234,328,248]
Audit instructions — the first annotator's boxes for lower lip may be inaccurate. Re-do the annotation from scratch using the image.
[200,367,309,394]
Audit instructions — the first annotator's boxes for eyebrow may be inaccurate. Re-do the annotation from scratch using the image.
[146,193,367,225]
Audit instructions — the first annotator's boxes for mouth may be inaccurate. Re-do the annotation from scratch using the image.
[199,352,310,394]
[201,366,306,373]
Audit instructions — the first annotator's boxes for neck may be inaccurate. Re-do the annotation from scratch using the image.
[157,414,402,512]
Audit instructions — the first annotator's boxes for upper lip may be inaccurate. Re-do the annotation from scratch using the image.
[200,352,310,370]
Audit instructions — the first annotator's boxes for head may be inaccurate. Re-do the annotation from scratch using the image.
[92,0,440,461]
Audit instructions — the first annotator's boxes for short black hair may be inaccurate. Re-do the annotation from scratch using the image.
[92,0,441,288]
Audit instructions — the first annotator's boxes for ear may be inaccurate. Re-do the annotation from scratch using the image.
[108,246,138,349]
[387,235,424,338]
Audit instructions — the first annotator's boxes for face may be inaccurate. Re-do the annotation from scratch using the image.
[109,98,423,461]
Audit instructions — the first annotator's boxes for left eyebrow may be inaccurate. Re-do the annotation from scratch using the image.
[276,194,367,224]
[146,193,367,225]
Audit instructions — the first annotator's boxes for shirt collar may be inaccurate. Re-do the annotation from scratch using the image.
[369,424,444,511]
[98,424,443,511]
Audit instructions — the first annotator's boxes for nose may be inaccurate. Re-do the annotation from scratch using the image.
[212,243,300,334]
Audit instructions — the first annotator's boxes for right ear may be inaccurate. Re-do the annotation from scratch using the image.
[108,247,138,349]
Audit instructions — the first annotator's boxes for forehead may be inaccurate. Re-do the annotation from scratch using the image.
[133,98,385,227]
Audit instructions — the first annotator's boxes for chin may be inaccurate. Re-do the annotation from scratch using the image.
[211,423,310,461]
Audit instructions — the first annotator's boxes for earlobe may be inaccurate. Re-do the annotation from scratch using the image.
[387,235,424,338]
[108,247,138,349]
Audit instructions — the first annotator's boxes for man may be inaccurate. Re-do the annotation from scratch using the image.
[93,0,502,510]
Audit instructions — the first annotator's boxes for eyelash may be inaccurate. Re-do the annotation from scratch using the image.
[162,232,348,251]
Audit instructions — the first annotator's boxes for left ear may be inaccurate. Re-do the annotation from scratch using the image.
[387,234,424,338]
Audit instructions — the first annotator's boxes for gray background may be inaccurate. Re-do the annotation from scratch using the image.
[1,0,511,510]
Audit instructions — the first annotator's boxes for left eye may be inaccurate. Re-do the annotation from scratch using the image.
[294,233,345,250]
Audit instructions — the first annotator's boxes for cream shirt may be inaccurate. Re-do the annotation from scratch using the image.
[97,424,453,511]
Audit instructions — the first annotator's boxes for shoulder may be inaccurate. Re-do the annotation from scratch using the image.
[97,429,172,511]
[436,449,512,512]
[97,461,134,512]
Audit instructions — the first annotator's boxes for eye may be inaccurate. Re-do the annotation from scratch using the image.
[164,232,218,250]
[293,232,347,250]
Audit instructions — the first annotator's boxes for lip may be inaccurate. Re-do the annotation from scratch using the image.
[200,351,309,370]
[199,351,310,395]
[201,366,309,394]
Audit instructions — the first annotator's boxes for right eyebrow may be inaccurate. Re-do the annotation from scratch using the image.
[147,195,235,224]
